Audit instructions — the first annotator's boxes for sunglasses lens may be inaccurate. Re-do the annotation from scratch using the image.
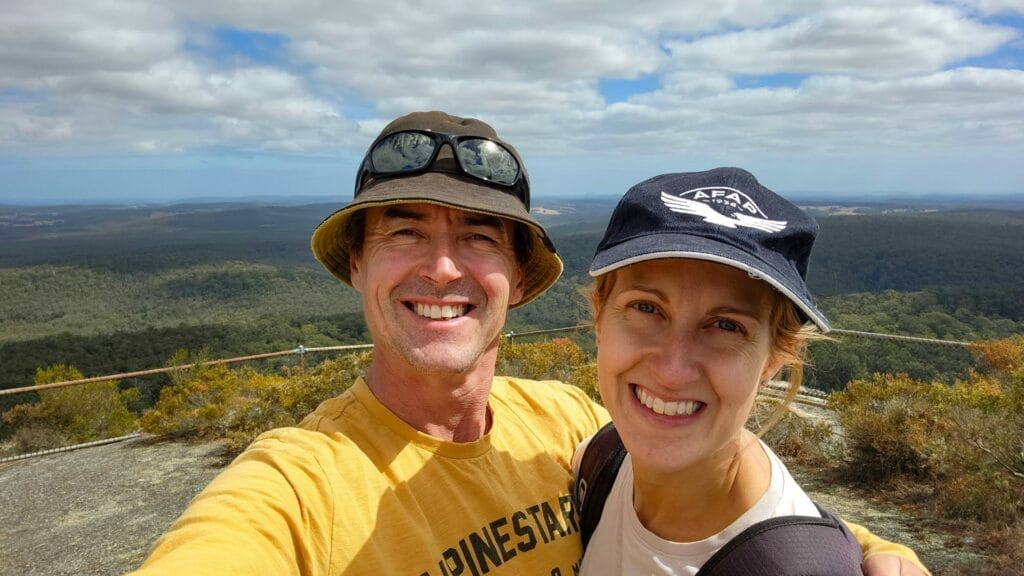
[455,138,519,186]
[369,132,437,172]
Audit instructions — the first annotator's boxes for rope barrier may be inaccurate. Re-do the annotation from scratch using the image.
[0,344,374,397]
[504,324,592,341]
[0,432,143,464]
[0,324,994,397]
[830,328,971,347]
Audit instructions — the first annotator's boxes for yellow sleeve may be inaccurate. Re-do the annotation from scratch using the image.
[128,432,334,576]
[845,520,932,576]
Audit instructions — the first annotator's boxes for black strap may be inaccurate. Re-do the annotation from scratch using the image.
[696,506,864,576]
[574,422,627,550]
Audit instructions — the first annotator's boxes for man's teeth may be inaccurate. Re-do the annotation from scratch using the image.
[414,303,467,319]
[634,386,702,416]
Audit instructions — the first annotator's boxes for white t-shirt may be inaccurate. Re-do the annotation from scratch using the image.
[577,438,819,576]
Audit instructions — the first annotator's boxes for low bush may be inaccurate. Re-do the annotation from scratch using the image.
[497,337,588,383]
[972,519,1024,575]
[567,362,600,403]
[829,373,939,480]
[760,410,839,467]
[1,364,138,454]
[139,351,371,453]
[828,337,1024,524]
[222,352,371,452]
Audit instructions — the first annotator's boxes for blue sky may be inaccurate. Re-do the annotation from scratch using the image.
[2,1,1023,205]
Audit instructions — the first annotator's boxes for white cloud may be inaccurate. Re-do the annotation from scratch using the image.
[0,1,179,81]
[664,4,1017,78]
[0,0,1022,196]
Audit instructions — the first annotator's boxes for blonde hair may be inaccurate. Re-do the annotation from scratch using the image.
[588,268,825,435]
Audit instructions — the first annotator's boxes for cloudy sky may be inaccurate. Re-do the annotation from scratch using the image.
[2,0,1023,204]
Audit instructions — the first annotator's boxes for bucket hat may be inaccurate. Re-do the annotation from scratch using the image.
[311,111,563,308]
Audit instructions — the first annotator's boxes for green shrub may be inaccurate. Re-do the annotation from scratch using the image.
[139,360,257,438]
[925,343,1024,522]
[568,362,600,404]
[829,337,1024,523]
[829,373,938,480]
[140,351,371,453]
[1,364,138,454]
[497,337,588,383]
[222,351,370,452]
[761,410,840,466]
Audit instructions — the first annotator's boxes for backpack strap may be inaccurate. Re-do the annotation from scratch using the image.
[696,506,864,576]
[574,422,627,550]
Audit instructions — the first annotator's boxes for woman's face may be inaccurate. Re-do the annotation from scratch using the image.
[595,258,784,475]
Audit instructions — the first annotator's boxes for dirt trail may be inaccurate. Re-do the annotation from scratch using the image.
[0,435,981,575]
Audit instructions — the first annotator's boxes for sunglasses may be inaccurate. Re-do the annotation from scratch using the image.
[354,130,530,208]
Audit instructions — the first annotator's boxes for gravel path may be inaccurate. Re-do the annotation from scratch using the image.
[0,435,982,575]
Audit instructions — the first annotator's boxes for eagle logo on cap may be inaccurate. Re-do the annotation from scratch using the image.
[661,188,787,233]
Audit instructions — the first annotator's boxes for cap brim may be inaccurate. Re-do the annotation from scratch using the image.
[311,172,563,309]
[589,233,830,332]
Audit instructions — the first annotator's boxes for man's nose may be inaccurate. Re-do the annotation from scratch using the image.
[421,236,463,285]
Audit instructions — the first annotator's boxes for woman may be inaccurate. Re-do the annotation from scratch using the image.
[574,168,930,575]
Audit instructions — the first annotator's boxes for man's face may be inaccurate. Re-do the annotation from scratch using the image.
[350,203,525,378]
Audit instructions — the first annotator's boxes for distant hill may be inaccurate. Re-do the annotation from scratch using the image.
[2,198,1023,405]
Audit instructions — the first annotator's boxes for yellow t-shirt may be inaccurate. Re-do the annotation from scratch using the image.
[131,376,608,575]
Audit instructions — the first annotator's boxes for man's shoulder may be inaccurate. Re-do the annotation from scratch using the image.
[295,384,364,432]
[494,375,591,403]
[493,376,608,429]
[243,386,366,454]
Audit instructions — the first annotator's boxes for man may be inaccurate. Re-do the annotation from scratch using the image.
[131,111,928,575]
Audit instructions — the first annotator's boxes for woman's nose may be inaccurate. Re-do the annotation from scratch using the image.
[647,334,701,386]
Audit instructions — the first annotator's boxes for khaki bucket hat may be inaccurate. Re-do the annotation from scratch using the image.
[311,111,563,308]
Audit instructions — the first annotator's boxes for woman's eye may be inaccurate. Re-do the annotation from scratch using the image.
[632,302,658,315]
[714,319,741,333]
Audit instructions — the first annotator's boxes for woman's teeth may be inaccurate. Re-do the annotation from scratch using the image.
[634,386,703,416]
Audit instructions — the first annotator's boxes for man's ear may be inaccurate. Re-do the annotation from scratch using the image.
[349,251,365,293]
[507,264,526,307]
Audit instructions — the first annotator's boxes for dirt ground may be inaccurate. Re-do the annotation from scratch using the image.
[0,435,984,575]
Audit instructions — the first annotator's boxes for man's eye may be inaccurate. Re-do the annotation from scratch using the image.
[469,233,496,243]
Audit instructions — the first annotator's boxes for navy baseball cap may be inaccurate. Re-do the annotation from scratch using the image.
[589,167,830,332]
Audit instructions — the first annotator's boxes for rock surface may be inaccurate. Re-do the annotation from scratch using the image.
[0,437,227,576]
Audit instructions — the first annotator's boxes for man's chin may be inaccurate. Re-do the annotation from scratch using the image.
[405,348,483,377]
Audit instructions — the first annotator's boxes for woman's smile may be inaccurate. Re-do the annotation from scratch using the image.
[631,384,705,417]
